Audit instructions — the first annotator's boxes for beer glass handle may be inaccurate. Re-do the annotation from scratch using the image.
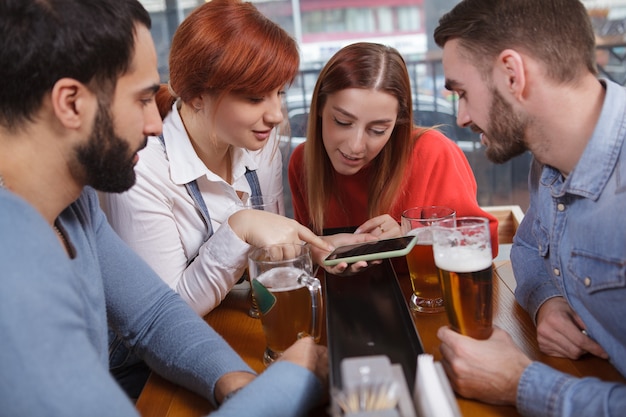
[298,274,323,343]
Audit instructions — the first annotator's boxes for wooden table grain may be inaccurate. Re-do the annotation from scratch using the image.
[136,261,625,417]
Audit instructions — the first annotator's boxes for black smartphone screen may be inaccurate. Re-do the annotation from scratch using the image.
[325,236,416,260]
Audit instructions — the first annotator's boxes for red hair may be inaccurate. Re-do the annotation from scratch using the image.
[156,0,299,117]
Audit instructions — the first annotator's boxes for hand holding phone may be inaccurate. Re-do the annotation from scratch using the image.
[322,235,418,266]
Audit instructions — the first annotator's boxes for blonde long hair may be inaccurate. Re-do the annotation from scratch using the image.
[304,42,423,233]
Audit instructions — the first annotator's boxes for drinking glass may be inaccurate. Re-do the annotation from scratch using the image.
[248,243,323,366]
[432,217,494,339]
[401,206,456,313]
[241,195,280,213]
[238,195,280,318]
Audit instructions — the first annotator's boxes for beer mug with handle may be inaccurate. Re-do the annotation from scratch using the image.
[248,243,323,366]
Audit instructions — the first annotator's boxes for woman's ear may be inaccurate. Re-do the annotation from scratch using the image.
[190,96,205,112]
[50,78,96,130]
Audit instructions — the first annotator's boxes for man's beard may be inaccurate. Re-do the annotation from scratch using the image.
[73,103,146,193]
[483,88,528,164]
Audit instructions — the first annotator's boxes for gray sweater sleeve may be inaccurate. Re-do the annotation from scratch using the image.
[90,188,254,403]
[212,362,324,417]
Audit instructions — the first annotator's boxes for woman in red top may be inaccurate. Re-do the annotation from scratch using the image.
[288,42,499,258]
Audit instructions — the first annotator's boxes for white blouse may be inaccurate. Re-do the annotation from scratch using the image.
[101,103,285,316]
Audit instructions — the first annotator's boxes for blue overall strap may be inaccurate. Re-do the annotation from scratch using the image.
[185,180,214,239]
[244,167,262,198]
[157,135,214,241]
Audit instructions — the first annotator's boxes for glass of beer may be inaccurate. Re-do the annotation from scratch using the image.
[432,217,493,339]
[238,195,280,319]
[248,242,323,366]
[401,206,456,313]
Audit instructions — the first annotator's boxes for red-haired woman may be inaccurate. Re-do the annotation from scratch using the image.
[102,0,328,315]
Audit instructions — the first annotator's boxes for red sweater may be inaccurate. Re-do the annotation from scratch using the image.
[288,128,499,258]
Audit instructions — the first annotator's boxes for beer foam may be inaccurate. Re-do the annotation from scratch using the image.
[434,246,492,272]
[255,267,307,292]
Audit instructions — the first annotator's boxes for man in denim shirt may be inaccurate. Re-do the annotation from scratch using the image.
[433,0,626,416]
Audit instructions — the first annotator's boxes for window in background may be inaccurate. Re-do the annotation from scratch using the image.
[376,7,394,33]
[398,6,421,32]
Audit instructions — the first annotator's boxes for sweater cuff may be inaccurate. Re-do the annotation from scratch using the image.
[213,361,323,417]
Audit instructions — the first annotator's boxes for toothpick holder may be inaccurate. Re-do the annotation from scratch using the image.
[332,355,416,417]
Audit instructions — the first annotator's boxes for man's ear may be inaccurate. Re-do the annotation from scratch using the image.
[50,78,95,130]
[495,49,527,101]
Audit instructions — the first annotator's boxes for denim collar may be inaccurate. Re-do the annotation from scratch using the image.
[541,79,626,200]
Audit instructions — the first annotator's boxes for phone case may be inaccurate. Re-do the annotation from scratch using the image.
[322,235,418,266]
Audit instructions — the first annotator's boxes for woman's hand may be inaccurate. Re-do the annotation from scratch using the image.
[355,214,401,239]
[228,210,332,253]
[313,233,379,276]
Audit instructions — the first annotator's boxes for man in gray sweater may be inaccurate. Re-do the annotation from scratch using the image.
[0,0,329,415]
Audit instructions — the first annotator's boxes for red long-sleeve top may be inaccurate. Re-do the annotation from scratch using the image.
[288,128,499,259]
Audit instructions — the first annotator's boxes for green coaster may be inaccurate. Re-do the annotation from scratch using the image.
[252,278,276,315]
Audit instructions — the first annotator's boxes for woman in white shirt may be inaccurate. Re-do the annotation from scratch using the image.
[103,0,372,322]
[102,0,303,316]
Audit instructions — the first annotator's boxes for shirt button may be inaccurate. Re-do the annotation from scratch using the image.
[584,277,592,287]
[557,203,566,211]
[554,268,561,276]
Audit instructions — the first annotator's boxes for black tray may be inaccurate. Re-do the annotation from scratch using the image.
[325,259,424,392]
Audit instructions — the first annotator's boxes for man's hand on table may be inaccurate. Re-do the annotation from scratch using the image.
[213,338,328,407]
[437,326,531,405]
[535,297,608,360]
[278,336,329,389]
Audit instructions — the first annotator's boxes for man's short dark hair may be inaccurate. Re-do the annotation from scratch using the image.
[0,0,151,130]
[434,0,596,84]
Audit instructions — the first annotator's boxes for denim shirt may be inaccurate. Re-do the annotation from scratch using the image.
[511,79,626,417]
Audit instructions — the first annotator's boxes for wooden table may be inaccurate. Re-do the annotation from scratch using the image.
[136,261,625,416]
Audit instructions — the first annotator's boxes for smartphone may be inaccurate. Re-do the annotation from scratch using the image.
[323,235,418,266]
